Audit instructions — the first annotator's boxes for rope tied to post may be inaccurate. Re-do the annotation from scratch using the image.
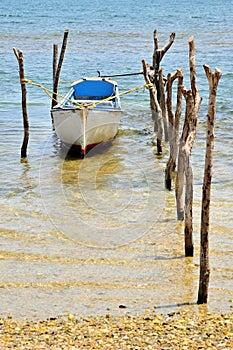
[145,82,154,90]
[21,78,153,109]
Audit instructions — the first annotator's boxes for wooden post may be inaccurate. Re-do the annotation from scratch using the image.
[53,43,58,90]
[157,107,163,155]
[152,30,176,132]
[152,30,176,73]
[142,31,175,154]
[51,29,69,110]
[142,59,163,154]
[175,144,185,220]
[165,69,183,190]
[183,90,195,256]
[158,68,168,141]
[175,37,202,256]
[13,48,29,158]
[197,65,221,304]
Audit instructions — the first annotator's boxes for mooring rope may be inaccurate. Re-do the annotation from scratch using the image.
[21,78,153,109]
[54,71,144,84]
[97,70,144,78]
[21,79,73,106]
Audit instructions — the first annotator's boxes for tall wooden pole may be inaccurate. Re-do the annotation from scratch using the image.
[13,48,29,158]
[142,59,163,154]
[152,30,175,132]
[197,65,221,304]
[142,30,175,153]
[158,68,168,141]
[152,30,176,73]
[165,68,183,190]
[51,29,69,110]
[53,43,58,89]
[175,37,202,256]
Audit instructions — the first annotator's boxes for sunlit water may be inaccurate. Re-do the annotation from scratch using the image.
[0,0,232,320]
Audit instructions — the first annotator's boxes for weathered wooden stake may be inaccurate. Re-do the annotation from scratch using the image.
[175,37,202,257]
[142,59,163,154]
[152,30,176,73]
[175,143,185,220]
[197,65,221,304]
[142,31,175,154]
[158,68,168,141]
[165,68,183,190]
[13,48,29,158]
[53,43,58,89]
[52,29,69,110]
[183,90,195,256]
[152,30,176,132]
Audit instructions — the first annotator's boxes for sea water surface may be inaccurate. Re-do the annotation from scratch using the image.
[0,0,232,320]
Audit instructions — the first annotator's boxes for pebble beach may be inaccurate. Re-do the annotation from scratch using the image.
[1,308,232,349]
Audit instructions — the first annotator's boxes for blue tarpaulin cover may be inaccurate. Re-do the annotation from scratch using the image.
[73,80,115,99]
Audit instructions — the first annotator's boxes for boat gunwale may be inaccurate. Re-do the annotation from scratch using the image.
[51,77,121,112]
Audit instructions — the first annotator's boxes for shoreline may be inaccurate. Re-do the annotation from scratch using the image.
[1,307,232,349]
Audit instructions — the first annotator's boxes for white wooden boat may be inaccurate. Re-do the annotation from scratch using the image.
[51,77,121,156]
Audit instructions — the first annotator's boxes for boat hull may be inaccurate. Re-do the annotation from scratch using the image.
[52,108,121,156]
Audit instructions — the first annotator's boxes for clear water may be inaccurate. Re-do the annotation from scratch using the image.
[0,0,232,320]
